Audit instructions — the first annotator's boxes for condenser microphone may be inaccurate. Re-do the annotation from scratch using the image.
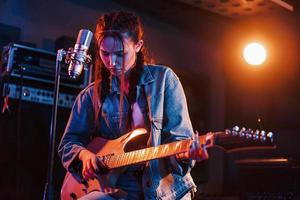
[68,29,93,79]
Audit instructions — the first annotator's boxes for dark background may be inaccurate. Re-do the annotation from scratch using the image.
[0,0,300,199]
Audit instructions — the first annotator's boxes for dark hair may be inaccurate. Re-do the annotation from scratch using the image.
[93,11,147,128]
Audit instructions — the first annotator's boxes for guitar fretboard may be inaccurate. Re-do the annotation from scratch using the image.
[104,139,194,169]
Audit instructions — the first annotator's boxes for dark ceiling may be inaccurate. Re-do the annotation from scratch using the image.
[175,0,297,18]
[112,0,300,22]
[111,0,299,34]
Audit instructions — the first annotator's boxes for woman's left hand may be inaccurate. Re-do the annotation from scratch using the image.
[176,131,209,162]
[188,131,209,162]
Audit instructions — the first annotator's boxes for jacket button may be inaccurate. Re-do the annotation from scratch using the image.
[146,180,152,187]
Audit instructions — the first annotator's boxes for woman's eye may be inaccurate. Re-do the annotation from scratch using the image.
[101,51,109,56]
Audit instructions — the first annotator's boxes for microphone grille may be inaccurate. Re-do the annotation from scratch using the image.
[76,29,93,47]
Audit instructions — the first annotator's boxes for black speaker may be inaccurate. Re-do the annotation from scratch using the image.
[0,95,70,199]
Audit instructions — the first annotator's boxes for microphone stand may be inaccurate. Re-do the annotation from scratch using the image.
[43,49,66,200]
[42,46,92,199]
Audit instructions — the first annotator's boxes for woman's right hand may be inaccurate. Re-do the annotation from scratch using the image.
[78,149,106,180]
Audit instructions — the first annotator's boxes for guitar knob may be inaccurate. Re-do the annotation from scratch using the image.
[260,130,266,136]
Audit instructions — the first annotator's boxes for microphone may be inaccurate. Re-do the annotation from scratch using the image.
[68,29,93,79]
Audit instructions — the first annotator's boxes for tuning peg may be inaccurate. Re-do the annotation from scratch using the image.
[237,127,246,137]
[245,129,253,139]
[239,130,245,137]
[253,130,260,140]
[225,129,231,135]
[258,130,266,141]
[267,132,274,143]
[246,133,252,139]
[232,126,239,136]
[233,126,239,132]
[246,128,252,135]
[267,132,273,138]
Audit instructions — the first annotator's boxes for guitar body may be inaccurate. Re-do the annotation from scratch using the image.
[61,128,149,200]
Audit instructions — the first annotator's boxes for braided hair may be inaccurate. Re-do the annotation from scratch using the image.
[93,11,148,128]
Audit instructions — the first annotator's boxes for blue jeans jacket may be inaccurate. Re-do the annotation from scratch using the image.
[58,65,196,200]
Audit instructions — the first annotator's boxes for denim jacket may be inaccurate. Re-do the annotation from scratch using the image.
[58,64,196,200]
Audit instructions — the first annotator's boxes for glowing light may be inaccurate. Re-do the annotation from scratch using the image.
[243,42,267,66]
[128,128,147,140]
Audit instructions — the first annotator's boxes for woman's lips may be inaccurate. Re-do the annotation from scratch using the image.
[108,67,122,75]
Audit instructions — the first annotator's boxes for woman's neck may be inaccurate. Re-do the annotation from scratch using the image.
[114,73,131,95]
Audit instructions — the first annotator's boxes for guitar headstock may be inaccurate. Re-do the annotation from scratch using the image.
[227,126,274,143]
[213,126,276,152]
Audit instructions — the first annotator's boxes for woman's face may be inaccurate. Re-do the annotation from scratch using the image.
[99,34,143,76]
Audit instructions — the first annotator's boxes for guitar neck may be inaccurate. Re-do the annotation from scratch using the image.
[102,127,275,169]
[104,136,206,169]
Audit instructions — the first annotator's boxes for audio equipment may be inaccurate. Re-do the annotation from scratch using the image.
[1,43,91,89]
[2,83,76,108]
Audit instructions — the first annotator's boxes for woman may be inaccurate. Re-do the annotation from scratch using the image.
[58,11,208,200]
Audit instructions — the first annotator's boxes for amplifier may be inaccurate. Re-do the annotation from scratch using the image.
[2,83,76,108]
[1,43,92,89]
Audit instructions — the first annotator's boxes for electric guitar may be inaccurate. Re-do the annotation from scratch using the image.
[61,126,275,200]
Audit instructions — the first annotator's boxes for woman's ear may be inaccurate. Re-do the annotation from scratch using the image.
[135,40,144,53]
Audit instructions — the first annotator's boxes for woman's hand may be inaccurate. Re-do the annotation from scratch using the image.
[176,131,209,162]
[188,131,209,162]
[78,149,106,180]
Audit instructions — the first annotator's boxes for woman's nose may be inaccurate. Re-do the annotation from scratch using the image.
[109,54,117,66]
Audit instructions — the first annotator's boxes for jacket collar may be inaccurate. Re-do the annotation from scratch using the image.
[139,65,155,85]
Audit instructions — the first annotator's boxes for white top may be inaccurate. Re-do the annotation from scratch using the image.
[131,102,145,129]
